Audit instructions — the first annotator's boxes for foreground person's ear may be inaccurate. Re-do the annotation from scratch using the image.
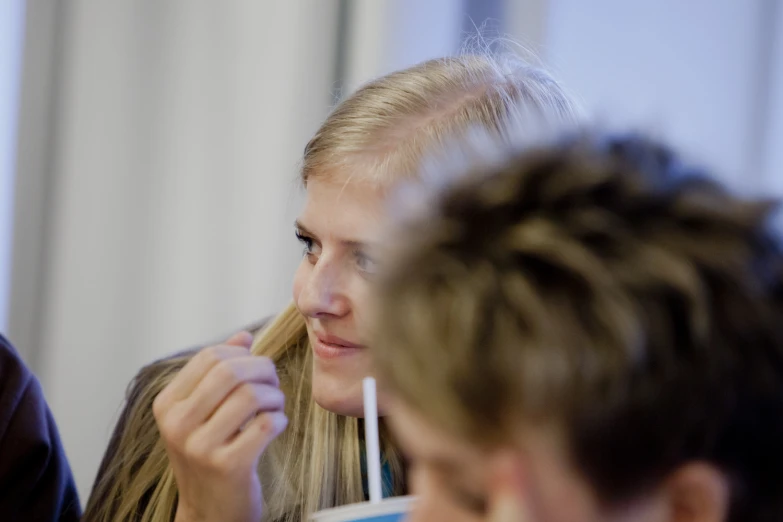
[667,462,730,522]
[487,451,533,522]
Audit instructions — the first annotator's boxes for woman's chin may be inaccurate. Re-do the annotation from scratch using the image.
[311,375,367,417]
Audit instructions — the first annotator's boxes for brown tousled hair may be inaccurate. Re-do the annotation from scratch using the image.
[372,133,783,522]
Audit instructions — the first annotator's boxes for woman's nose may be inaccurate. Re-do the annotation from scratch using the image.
[296,258,350,319]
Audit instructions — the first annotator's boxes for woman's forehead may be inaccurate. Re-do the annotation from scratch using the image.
[298,177,387,240]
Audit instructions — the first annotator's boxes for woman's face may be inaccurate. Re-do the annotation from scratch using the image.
[292,174,386,417]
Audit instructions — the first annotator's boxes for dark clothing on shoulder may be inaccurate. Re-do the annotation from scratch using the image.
[0,333,81,521]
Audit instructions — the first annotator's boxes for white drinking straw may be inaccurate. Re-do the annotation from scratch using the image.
[363,377,383,504]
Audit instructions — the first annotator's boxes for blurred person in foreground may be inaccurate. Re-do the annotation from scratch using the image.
[371,131,783,522]
[0,333,81,521]
[82,50,581,522]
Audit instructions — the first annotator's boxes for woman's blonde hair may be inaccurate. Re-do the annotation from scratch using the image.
[82,52,581,522]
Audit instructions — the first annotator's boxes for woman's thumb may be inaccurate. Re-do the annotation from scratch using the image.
[225,331,254,348]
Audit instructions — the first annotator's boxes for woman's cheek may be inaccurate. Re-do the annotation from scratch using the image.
[350,278,373,331]
[292,260,309,305]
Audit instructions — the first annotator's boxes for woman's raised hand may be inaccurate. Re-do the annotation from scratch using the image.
[153,332,288,522]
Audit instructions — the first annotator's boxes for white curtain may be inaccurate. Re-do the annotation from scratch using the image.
[0,0,25,332]
[9,0,465,499]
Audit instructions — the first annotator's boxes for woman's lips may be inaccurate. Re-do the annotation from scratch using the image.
[312,332,364,359]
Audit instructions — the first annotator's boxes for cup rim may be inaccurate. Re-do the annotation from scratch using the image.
[309,495,415,520]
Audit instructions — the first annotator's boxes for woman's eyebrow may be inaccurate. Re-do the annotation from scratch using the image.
[344,239,377,249]
[294,220,316,237]
[295,220,378,250]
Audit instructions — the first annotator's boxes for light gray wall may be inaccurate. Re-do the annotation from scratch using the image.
[761,2,783,194]
[536,0,774,192]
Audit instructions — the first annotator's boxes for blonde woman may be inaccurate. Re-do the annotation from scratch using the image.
[82,53,581,522]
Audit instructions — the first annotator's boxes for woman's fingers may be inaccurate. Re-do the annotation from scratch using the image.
[225,331,255,347]
[176,356,279,425]
[156,332,253,406]
[188,412,288,475]
[193,382,286,446]
[154,331,278,522]
[153,333,257,443]
[225,411,289,463]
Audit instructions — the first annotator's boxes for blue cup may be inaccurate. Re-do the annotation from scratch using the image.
[310,496,414,522]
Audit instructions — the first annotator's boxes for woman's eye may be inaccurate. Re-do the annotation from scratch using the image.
[295,231,318,260]
[295,232,313,252]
